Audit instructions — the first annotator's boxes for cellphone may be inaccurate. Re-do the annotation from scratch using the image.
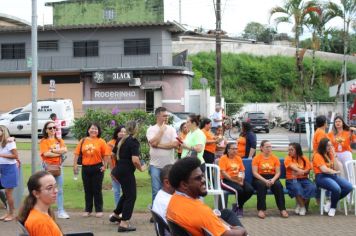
[176,137,183,144]
[140,159,145,166]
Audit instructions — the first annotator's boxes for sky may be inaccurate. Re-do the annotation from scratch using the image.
[0,0,345,37]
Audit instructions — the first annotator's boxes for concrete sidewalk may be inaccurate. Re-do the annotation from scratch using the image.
[1,209,355,236]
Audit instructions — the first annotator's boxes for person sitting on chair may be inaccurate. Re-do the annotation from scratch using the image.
[167,158,247,236]
[152,164,174,223]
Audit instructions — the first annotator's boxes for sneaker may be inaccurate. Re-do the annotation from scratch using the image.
[294,204,300,214]
[95,212,104,218]
[299,207,306,216]
[57,211,70,219]
[324,201,331,213]
[328,208,336,217]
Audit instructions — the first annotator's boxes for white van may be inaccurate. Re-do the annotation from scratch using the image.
[0,99,74,136]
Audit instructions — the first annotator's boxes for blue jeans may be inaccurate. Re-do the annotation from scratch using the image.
[42,163,65,212]
[149,165,162,203]
[315,173,353,209]
[112,179,121,206]
[286,178,316,199]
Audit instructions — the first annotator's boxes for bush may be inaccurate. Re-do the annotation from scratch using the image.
[71,109,156,161]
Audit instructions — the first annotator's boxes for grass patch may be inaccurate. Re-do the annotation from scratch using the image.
[20,164,322,213]
[17,142,77,150]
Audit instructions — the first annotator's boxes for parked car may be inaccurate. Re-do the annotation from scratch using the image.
[172,112,192,120]
[0,107,23,120]
[242,112,269,133]
[289,111,315,133]
[0,99,74,137]
[168,112,185,133]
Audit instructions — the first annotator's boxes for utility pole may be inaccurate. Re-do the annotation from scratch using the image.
[215,0,222,105]
[31,0,39,174]
[179,0,182,24]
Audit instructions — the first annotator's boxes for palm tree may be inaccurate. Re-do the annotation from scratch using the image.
[305,2,342,91]
[270,0,318,108]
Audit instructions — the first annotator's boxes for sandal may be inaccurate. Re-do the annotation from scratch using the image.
[0,214,8,221]
[82,212,91,217]
[280,210,289,218]
[257,210,266,219]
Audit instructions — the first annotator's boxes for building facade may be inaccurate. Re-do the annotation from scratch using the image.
[0,22,193,114]
[45,0,164,26]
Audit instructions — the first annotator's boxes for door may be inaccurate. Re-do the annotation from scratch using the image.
[146,90,154,113]
[8,112,31,135]
[154,90,162,109]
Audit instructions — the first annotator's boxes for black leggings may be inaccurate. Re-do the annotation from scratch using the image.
[203,150,215,164]
[112,163,137,221]
[82,163,104,212]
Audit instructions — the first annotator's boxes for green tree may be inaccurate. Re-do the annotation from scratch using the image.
[270,0,319,107]
[242,22,266,41]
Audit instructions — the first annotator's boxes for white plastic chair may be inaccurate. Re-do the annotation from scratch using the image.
[205,164,225,209]
[320,188,348,215]
[345,160,356,215]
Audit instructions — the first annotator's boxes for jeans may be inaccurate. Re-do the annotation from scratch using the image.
[285,178,316,199]
[315,173,353,209]
[112,179,121,206]
[42,163,64,213]
[149,165,162,203]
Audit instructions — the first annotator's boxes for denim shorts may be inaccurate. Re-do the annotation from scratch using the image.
[0,164,19,188]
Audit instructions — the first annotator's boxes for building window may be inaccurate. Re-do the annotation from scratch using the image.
[1,43,25,59]
[73,41,98,57]
[42,75,80,84]
[38,40,59,51]
[124,39,150,55]
[103,8,116,21]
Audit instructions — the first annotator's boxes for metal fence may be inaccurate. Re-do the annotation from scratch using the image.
[0,53,182,72]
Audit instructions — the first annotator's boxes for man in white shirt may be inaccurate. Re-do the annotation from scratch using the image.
[146,107,178,206]
[211,105,223,134]
[152,164,174,223]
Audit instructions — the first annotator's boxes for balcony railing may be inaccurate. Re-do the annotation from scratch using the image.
[0,53,186,72]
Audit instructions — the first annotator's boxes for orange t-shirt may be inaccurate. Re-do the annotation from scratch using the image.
[252,153,280,175]
[25,208,63,236]
[177,132,187,154]
[107,139,117,167]
[313,128,327,151]
[74,137,110,166]
[284,155,311,180]
[219,154,245,179]
[202,129,216,153]
[39,138,66,165]
[167,194,228,236]
[313,152,334,175]
[237,136,246,157]
[328,130,356,152]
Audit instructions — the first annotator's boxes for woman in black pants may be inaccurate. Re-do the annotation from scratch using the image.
[73,123,110,217]
[110,121,146,232]
[252,140,288,219]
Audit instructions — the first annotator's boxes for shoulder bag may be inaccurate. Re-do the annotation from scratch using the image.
[77,138,86,165]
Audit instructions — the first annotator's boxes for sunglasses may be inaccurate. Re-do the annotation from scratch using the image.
[47,126,56,130]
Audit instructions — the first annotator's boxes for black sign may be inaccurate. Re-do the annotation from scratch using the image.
[92,71,133,84]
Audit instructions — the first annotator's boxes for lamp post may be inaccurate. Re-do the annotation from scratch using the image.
[31,0,38,174]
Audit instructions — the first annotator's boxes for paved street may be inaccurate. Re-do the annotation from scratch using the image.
[1,209,356,236]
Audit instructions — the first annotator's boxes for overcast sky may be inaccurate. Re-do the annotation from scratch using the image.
[1,0,345,37]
